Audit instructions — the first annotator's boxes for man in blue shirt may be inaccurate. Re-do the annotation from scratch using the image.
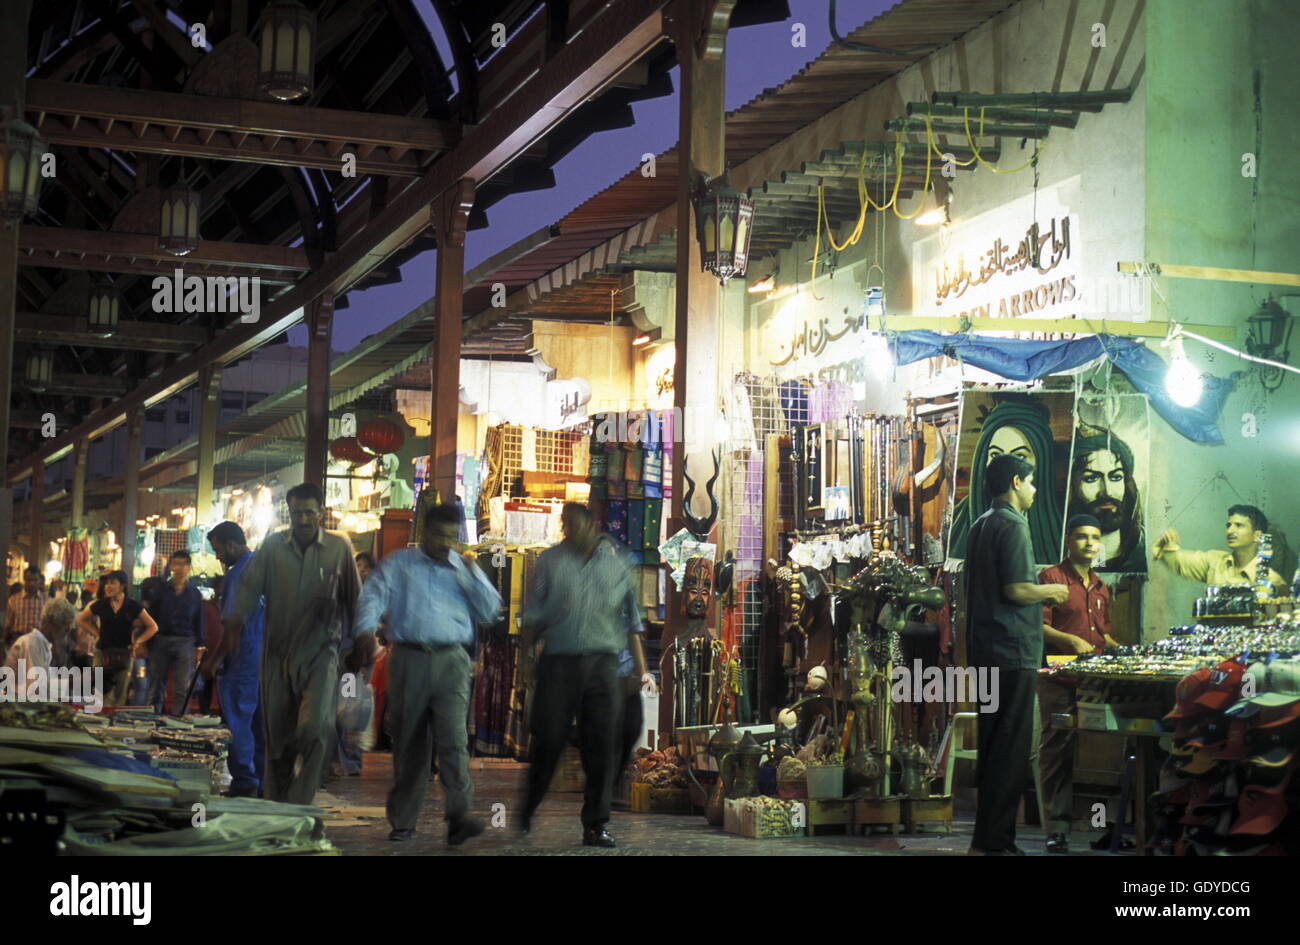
[353,503,501,846]
[202,522,267,798]
[146,550,204,715]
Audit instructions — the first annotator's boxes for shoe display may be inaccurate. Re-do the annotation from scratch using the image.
[447,817,486,847]
[582,827,616,848]
[1046,833,1070,854]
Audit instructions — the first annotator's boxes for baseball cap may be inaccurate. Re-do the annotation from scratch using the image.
[1225,692,1300,719]
[1209,720,1250,761]
[1186,718,1229,749]
[1254,699,1300,730]
[1242,747,1296,792]
[1192,658,1247,711]
[1165,668,1215,721]
[1178,749,1220,777]
[1231,787,1289,836]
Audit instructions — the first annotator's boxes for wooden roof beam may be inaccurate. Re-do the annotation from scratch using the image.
[15,314,207,352]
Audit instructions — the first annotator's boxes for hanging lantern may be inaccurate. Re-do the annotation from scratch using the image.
[1246,300,1293,363]
[692,173,754,285]
[357,418,405,455]
[329,436,372,465]
[25,347,54,393]
[87,282,121,338]
[159,185,200,256]
[0,116,48,220]
[257,0,316,102]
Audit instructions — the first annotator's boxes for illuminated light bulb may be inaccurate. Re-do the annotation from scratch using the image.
[1165,337,1203,408]
[44,560,63,580]
[863,332,894,379]
[915,206,947,226]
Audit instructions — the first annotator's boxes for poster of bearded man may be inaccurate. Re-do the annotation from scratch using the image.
[1068,396,1150,573]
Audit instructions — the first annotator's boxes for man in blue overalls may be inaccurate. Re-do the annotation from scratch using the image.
[202,521,267,798]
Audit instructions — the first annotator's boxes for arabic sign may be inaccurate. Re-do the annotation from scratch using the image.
[913,179,1082,323]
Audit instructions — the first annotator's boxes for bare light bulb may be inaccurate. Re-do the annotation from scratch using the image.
[1165,337,1203,408]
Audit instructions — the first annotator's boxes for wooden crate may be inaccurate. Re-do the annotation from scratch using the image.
[902,796,953,833]
[805,798,854,836]
[552,746,584,793]
[853,796,902,834]
[630,783,692,813]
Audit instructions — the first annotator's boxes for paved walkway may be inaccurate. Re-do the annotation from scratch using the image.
[319,754,1124,856]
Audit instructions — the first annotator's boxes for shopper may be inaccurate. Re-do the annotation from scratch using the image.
[5,598,79,699]
[202,522,267,799]
[352,503,499,844]
[145,551,203,715]
[355,552,375,583]
[964,454,1068,856]
[224,482,362,805]
[1153,504,1287,593]
[4,567,48,649]
[521,502,656,847]
[1037,514,1116,854]
[77,570,157,707]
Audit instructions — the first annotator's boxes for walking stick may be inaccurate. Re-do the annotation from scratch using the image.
[175,647,204,717]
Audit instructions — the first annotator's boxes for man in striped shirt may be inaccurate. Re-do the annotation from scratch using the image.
[4,567,48,651]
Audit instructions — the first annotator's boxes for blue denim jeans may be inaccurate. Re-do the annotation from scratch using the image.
[147,635,196,715]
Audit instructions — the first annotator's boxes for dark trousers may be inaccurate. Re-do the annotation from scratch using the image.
[147,635,196,715]
[973,667,1037,852]
[614,683,643,789]
[525,653,620,831]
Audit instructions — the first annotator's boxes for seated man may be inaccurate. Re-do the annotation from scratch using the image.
[1153,504,1286,594]
[1037,515,1118,855]
[5,598,79,700]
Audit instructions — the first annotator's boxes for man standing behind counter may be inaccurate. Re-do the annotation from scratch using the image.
[965,454,1069,856]
[1153,504,1286,594]
[224,483,362,805]
[1037,514,1117,854]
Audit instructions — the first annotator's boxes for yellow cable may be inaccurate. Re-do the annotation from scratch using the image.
[892,129,934,220]
[925,114,975,166]
[822,145,868,252]
[963,107,1045,173]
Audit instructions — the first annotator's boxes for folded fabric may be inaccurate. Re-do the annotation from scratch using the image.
[607,499,629,546]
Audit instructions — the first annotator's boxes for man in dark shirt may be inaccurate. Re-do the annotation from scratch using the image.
[147,550,203,715]
[78,570,157,707]
[1037,514,1116,853]
[965,454,1068,855]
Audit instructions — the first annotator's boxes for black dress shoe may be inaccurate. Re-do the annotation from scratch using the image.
[388,828,416,842]
[583,827,616,848]
[518,810,532,835]
[447,817,485,846]
[1046,833,1070,854]
[1006,844,1028,856]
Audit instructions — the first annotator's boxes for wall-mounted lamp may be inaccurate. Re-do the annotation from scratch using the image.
[632,327,661,347]
[915,176,952,227]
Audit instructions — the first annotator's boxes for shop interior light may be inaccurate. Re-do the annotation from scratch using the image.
[87,282,121,338]
[159,185,201,256]
[44,560,63,580]
[1164,335,1203,408]
[0,116,48,220]
[693,173,755,285]
[748,274,776,294]
[864,331,894,379]
[256,0,316,102]
[914,177,952,227]
[632,327,661,347]
[714,416,731,446]
[25,347,54,392]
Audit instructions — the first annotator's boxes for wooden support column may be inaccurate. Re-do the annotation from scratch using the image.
[431,179,475,503]
[121,408,143,593]
[0,0,34,604]
[662,0,734,741]
[70,437,88,530]
[196,366,222,523]
[28,460,44,573]
[303,292,335,491]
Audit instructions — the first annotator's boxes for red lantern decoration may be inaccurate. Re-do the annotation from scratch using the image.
[357,418,405,456]
[330,436,371,465]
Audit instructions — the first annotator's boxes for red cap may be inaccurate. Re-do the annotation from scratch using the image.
[1165,668,1215,721]
[1255,700,1300,730]
[1192,659,1247,711]
[1231,788,1289,836]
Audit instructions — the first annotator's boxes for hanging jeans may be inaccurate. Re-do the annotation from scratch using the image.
[147,635,196,715]
[218,621,265,795]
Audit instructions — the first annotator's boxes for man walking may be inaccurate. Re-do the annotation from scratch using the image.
[224,483,362,805]
[964,454,1069,856]
[1037,514,1117,854]
[521,503,656,847]
[353,503,499,845]
[147,551,203,715]
[202,522,268,799]
[4,567,47,650]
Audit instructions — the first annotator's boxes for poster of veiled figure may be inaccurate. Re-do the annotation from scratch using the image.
[1069,394,1149,574]
[948,387,1074,567]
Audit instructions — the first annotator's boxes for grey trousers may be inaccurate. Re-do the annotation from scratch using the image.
[262,646,338,805]
[1037,677,1076,835]
[386,643,475,830]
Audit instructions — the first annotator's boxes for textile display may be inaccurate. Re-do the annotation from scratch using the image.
[62,528,90,584]
[948,388,1073,567]
[891,331,1234,444]
[1071,394,1150,574]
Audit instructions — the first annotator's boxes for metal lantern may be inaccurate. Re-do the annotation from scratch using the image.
[357,418,405,456]
[88,283,121,338]
[693,174,754,285]
[25,347,53,393]
[257,0,316,101]
[1247,300,1293,363]
[0,116,48,220]
[159,185,200,256]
